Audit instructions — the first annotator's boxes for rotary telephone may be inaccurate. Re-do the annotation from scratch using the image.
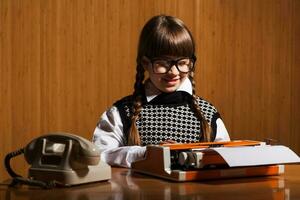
[4,132,111,188]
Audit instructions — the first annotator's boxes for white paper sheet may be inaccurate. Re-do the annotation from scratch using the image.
[211,145,300,167]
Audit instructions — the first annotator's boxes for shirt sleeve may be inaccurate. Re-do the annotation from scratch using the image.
[214,118,230,142]
[92,106,146,168]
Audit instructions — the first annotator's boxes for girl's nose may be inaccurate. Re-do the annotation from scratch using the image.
[167,65,180,75]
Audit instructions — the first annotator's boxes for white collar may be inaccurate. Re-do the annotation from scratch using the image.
[145,78,193,102]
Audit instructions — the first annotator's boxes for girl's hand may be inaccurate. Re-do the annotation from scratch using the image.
[159,139,177,145]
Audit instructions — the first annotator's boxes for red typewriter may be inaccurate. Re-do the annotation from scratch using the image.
[131,140,300,181]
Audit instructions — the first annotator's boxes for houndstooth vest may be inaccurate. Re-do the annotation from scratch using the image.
[114,91,220,146]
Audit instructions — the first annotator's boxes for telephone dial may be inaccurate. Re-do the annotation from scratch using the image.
[4,132,111,188]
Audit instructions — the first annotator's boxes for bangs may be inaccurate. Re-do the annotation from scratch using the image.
[145,28,194,59]
[137,15,195,62]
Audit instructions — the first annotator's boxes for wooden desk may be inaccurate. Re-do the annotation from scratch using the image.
[1,165,300,200]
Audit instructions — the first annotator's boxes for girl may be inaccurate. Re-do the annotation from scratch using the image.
[92,15,230,168]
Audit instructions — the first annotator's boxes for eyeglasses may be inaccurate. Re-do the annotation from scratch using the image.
[146,56,196,74]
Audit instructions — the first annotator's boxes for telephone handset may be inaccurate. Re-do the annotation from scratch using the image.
[4,132,111,188]
[25,133,100,169]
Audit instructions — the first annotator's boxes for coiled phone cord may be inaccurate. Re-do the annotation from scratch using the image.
[4,149,66,189]
[4,148,24,178]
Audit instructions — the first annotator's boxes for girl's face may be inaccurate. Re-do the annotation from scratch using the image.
[143,56,192,93]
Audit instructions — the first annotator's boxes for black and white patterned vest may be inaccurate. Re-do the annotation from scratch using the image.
[114,91,220,146]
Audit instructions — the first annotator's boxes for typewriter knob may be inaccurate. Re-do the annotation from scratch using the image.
[178,152,188,166]
[178,152,197,168]
[192,152,204,168]
[178,151,204,168]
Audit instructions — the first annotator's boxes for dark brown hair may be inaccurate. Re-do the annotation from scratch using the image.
[127,15,211,145]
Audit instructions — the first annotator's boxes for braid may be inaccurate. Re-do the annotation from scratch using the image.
[127,64,145,146]
[189,73,212,142]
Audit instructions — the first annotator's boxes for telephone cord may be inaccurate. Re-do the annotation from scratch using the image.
[4,148,67,189]
[4,148,24,178]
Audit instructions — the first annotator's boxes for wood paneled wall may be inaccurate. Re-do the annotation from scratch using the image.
[1,0,299,180]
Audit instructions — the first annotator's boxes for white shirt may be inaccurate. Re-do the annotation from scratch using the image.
[92,78,230,168]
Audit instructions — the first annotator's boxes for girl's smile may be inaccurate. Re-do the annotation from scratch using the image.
[163,77,180,86]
